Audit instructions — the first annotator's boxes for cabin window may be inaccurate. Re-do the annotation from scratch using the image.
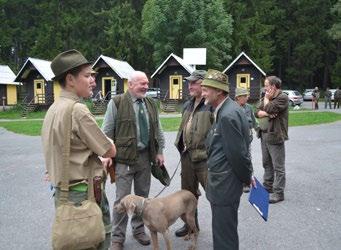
[240,77,246,84]
[36,83,42,89]
[173,79,179,85]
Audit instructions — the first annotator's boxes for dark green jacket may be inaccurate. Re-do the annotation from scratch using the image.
[113,92,159,165]
[206,98,252,205]
[174,97,214,162]
[255,91,289,144]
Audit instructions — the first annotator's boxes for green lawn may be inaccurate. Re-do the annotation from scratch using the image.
[0,112,340,136]
[0,108,47,119]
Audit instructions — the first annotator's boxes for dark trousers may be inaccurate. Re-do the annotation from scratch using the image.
[111,150,151,243]
[210,200,240,250]
[180,151,208,198]
[325,98,332,109]
[261,136,286,195]
[334,99,340,109]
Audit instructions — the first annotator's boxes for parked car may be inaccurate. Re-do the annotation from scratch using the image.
[282,90,304,106]
[146,88,160,98]
[303,89,314,101]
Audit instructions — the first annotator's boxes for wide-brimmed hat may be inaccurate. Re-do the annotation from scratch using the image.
[151,163,171,186]
[51,49,90,80]
[201,69,229,92]
[235,87,249,97]
[185,70,207,81]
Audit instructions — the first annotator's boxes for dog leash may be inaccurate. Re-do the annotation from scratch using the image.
[153,158,181,198]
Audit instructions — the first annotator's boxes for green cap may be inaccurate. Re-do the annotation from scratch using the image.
[51,49,90,80]
[185,70,207,81]
[201,69,229,92]
[151,163,171,186]
[235,87,249,97]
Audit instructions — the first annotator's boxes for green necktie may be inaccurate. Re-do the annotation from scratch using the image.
[137,99,149,146]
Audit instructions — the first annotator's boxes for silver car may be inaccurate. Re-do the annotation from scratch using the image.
[303,89,314,101]
[282,90,304,106]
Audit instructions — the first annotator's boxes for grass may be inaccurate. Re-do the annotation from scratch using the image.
[288,111,341,126]
[0,117,181,136]
[0,112,340,136]
[0,107,47,119]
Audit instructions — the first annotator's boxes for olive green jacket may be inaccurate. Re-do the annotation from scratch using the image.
[102,92,161,165]
[174,97,214,162]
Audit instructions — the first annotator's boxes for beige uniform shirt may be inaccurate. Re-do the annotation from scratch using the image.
[42,89,113,187]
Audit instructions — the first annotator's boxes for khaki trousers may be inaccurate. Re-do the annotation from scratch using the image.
[180,151,208,198]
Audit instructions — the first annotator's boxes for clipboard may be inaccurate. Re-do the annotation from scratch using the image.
[248,177,269,221]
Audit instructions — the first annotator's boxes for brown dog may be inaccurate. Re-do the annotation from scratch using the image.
[115,190,198,250]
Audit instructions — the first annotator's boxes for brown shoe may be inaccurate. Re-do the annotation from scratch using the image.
[133,232,151,246]
[269,193,284,204]
[111,242,124,250]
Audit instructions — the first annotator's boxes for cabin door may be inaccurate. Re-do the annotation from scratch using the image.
[34,79,45,103]
[102,77,116,100]
[236,74,250,89]
[169,75,182,99]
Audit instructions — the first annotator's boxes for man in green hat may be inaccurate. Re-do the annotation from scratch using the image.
[174,70,214,237]
[201,69,253,250]
[42,49,117,249]
[235,87,259,193]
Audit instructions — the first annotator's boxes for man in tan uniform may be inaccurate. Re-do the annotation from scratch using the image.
[42,49,116,249]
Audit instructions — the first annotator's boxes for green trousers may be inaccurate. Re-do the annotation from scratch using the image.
[54,186,112,250]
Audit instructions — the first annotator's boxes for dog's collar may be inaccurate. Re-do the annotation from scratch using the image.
[138,198,150,217]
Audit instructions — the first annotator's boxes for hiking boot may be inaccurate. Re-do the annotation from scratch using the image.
[133,232,150,246]
[269,193,284,204]
[111,242,124,250]
[175,224,189,237]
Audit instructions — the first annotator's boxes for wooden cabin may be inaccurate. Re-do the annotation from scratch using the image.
[14,58,57,105]
[92,55,135,100]
[151,53,194,100]
[223,52,266,102]
[0,65,19,106]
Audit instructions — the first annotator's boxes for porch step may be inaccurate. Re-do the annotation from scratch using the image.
[21,103,38,117]
[161,99,178,112]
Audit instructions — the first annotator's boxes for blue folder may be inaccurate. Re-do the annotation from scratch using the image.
[248,177,269,221]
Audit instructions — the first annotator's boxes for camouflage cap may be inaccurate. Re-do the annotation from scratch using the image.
[235,87,249,97]
[201,69,229,92]
[185,70,207,81]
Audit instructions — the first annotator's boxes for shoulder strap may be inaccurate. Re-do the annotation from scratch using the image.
[59,101,77,204]
[58,101,96,204]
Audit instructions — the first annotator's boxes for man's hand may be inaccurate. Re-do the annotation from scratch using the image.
[44,172,50,183]
[155,154,165,166]
[99,157,112,170]
[251,176,257,188]
[257,110,269,118]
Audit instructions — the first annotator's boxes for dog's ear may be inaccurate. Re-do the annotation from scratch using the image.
[127,202,136,216]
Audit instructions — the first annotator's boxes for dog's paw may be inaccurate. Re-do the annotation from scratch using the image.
[184,234,190,241]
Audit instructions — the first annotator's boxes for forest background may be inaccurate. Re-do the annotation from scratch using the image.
[0,0,340,90]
